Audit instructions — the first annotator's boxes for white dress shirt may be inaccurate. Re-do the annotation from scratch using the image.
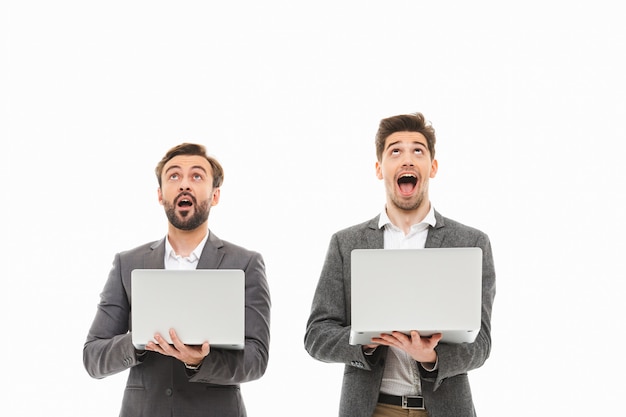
[164,232,209,270]
[378,205,436,397]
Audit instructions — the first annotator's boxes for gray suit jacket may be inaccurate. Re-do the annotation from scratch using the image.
[304,211,496,417]
[84,230,271,417]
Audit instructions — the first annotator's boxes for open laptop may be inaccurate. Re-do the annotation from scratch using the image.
[131,269,245,350]
[349,247,482,345]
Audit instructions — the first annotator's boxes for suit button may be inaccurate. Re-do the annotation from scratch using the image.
[165,388,173,396]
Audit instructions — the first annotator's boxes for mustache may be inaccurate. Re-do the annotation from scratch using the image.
[174,192,197,205]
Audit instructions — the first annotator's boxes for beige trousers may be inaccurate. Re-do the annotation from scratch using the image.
[372,402,429,417]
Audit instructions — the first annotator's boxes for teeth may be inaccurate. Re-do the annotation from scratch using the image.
[398,174,417,186]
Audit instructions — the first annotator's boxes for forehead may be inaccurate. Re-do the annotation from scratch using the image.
[384,131,428,149]
[163,155,212,174]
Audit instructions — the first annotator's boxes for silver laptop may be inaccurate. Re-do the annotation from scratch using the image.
[131,269,245,350]
[349,248,482,345]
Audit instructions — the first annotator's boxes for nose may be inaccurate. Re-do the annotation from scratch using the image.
[179,177,191,191]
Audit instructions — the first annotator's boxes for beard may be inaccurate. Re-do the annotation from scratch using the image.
[389,193,425,211]
[163,196,211,231]
[387,181,429,212]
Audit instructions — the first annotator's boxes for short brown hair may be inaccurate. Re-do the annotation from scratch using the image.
[375,112,437,161]
[155,143,224,188]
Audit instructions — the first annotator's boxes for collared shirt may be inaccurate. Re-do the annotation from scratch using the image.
[164,232,209,270]
[378,205,436,397]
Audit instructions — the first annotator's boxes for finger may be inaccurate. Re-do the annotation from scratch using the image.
[169,328,186,351]
[154,333,175,355]
[412,333,442,350]
[370,336,388,345]
[391,331,411,343]
[146,339,165,354]
[374,333,401,346]
[200,341,210,357]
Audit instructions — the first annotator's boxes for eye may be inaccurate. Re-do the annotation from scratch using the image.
[169,173,180,181]
[391,148,401,155]
[193,173,203,181]
[414,148,423,154]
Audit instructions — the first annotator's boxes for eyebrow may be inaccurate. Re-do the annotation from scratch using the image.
[385,140,428,151]
[164,165,209,175]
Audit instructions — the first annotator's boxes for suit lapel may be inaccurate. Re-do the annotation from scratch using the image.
[143,238,166,268]
[425,210,446,248]
[197,230,225,269]
[365,216,384,249]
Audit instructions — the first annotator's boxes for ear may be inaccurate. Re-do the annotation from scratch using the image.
[211,187,221,206]
[430,159,439,178]
[157,187,164,205]
[375,161,383,180]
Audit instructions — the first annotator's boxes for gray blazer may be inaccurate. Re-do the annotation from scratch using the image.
[84,230,271,417]
[304,211,496,417]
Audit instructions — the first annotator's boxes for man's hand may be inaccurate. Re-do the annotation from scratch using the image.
[371,331,441,364]
[145,328,210,366]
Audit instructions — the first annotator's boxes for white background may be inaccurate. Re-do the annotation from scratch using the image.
[2,1,625,416]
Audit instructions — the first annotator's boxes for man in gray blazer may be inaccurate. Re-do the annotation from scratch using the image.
[84,143,271,417]
[305,113,495,417]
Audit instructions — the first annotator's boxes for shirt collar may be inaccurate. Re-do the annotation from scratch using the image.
[378,204,437,231]
[165,232,209,263]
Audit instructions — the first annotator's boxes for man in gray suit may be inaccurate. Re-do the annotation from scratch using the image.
[305,113,496,417]
[84,143,271,417]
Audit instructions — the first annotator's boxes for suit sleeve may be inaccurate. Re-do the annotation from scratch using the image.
[304,234,374,370]
[83,253,139,379]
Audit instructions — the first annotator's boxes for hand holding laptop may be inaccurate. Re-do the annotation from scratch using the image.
[371,330,442,364]
[145,328,210,368]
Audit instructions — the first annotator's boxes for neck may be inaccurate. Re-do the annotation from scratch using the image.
[385,201,431,235]
[167,224,208,258]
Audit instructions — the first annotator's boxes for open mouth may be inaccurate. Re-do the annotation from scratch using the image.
[397,174,417,195]
[176,194,194,208]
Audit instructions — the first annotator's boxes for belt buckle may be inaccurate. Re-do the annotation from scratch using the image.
[402,395,424,410]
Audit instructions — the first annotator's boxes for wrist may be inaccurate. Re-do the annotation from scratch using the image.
[420,354,439,371]
[184,359,203,370]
